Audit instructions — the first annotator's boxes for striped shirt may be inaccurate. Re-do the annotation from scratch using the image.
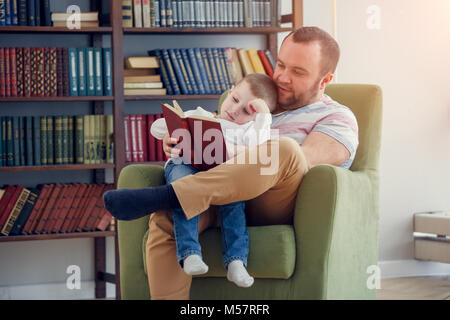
[270,94,359,169]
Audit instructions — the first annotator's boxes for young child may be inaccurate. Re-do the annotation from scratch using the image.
[104,73,278,288]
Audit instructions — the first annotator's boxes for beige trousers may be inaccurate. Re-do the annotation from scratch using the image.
[145,137,308,299]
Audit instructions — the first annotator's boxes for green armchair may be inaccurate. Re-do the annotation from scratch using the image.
[116,84,382,300]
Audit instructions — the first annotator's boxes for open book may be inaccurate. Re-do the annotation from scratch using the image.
[161,100,229,171]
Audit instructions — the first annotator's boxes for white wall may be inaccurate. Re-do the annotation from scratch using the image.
[302,0,450,276]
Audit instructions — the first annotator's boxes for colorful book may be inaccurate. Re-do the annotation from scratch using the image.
[193,48,211,94]
[122,0,133,27]
[248,48,267,75]
[1,187,30,236]
[238,49,254,76]
[257,49,274,77]
[10,188,40,235]
[161,100,228,170]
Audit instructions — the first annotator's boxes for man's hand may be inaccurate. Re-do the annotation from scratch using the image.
[162,133,181,159]
[248,98,270,114]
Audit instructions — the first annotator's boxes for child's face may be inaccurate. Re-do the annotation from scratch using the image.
[219,80,259,125]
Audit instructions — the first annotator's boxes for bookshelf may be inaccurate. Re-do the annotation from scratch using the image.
[0,0,302,300]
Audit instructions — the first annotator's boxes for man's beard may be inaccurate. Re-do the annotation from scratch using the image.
[278,78,322,111]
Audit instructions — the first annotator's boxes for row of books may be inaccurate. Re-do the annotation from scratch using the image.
[150,47,275,96]
[0,47,112,98]
[0,0,51,26]
[122,0,281,28]
[0,115,114,167]
[124,114,166,162]
[0,183,114,236]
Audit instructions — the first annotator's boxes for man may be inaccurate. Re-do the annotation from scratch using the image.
[104,27,359,299]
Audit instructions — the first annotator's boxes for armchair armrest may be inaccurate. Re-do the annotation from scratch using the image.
[117,164,165,300]
[291,165,379,299]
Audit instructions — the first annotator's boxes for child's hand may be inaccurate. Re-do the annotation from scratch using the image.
[248,98,270,114]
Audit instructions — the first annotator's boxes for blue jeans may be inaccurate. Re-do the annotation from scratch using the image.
[164,159,249,269]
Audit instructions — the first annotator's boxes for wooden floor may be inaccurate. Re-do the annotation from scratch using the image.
[377,276,450,300]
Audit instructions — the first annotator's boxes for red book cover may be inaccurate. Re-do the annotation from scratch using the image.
[0,185,17,231]
[44,184,69,233]
[77,184,105,232]
[5,48,10,96]
[0,48,5,97]
[30,48,38,96]
[0,185,24,232]
[136,115,148,162]
[91,184,115,231]
[68,184,94,232]
[124,115,132,162]
[257,50,274,78]
[23,47,31,97]
[16,47,23,97]
[147,114,156,161]
[60,183,88,233]
[130,114,139,162]
[34,183,62,234]
[53,183,79,233]
[9,47,17,97]
[83,184,112,231]
[49,48,57,97]
[44,48,50,97]
[36,48,45,97]
[155,114,164,161]
[22,184,53,234]
[95,210,113,231]
[56,48,63,97]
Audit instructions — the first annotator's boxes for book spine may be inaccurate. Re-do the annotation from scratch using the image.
[166,0,173,26]
[56,48,63,96]
[1,187,30,235]
[122,0,133,27]
[0,116,3,166]
[238,49,254,75]
[34,183,61,234]
[70,184,93,232]
[187,48,206,94]
[83,115,90,164]
[52,184,77,233]
[62,116,69,164]
[46,184,69,233]
[0,0,5,26]
[77,48,87,96]
[21,184,50,234]
[4,47,10,96]
[99,115,106,163]
[16,47,23,96]
[10,0,17,25]
[247,48,266,74]
[42,0,50,26]
[49,47,57,96]
[39,116,47,165]
[199,48,215,94]
[12,116,19,166]
[212,48,227,92]
[54,116,63,164]
[5,0,10,25]
[22,47,30,97]
[0,185,23,231]
[130,114,138,162]
[75,115,84,164]
[94,48,103,96]
[27,0,35,26]
[10,188,40,235]
[193,48,211,94]
[86,48,95,96]
[102,48,113,96]
[6,116,13,166]
[123,115,131,162]
[219,48,233,90]
[78,184,105,231]
[34,0,39,26]
[161,48,181,95]
[257,49,273,77]
[17,0,26,26]
[60,183,86,233]
[43,47,50,96]
[142,0,150,27]
[68,48,78,96]
[147,114,155,161]
[172,0,178,27]
[36,47,44,96]
[205,48,221,94]
[0,48,5,97]
[136,115,146,162]
[160,0,166,27]
[94,115,100,164]
[19,116,25,165]
[263,49,276,69]
[25,116,32,165]
[152,49,173,95]
[62,48,69,96]
[46,116,53,165]
[0,185,16,230]
[179,49,198,94]
[68,116,73,164]
[32,116,40,165]
[133,0,142,27]
[169,48,189,94]
[9,47,17,96]
[154,0,160,27]
[106,115,113,164]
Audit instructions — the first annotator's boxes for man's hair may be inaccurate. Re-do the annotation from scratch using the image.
[237,73,278,111]
[285,26,340,76]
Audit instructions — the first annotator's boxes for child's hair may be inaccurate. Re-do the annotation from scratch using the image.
[237,73,278,111]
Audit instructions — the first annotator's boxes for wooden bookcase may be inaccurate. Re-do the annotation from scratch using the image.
[0,0,302,300]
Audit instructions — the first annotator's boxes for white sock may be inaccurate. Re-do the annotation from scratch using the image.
[226,260,254,288]
[183,254,209,276]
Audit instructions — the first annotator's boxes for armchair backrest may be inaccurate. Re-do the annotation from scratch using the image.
[218,83,383,173]
[324,84,382,172]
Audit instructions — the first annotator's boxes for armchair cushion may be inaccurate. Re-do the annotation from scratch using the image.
[142,225,296,279]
